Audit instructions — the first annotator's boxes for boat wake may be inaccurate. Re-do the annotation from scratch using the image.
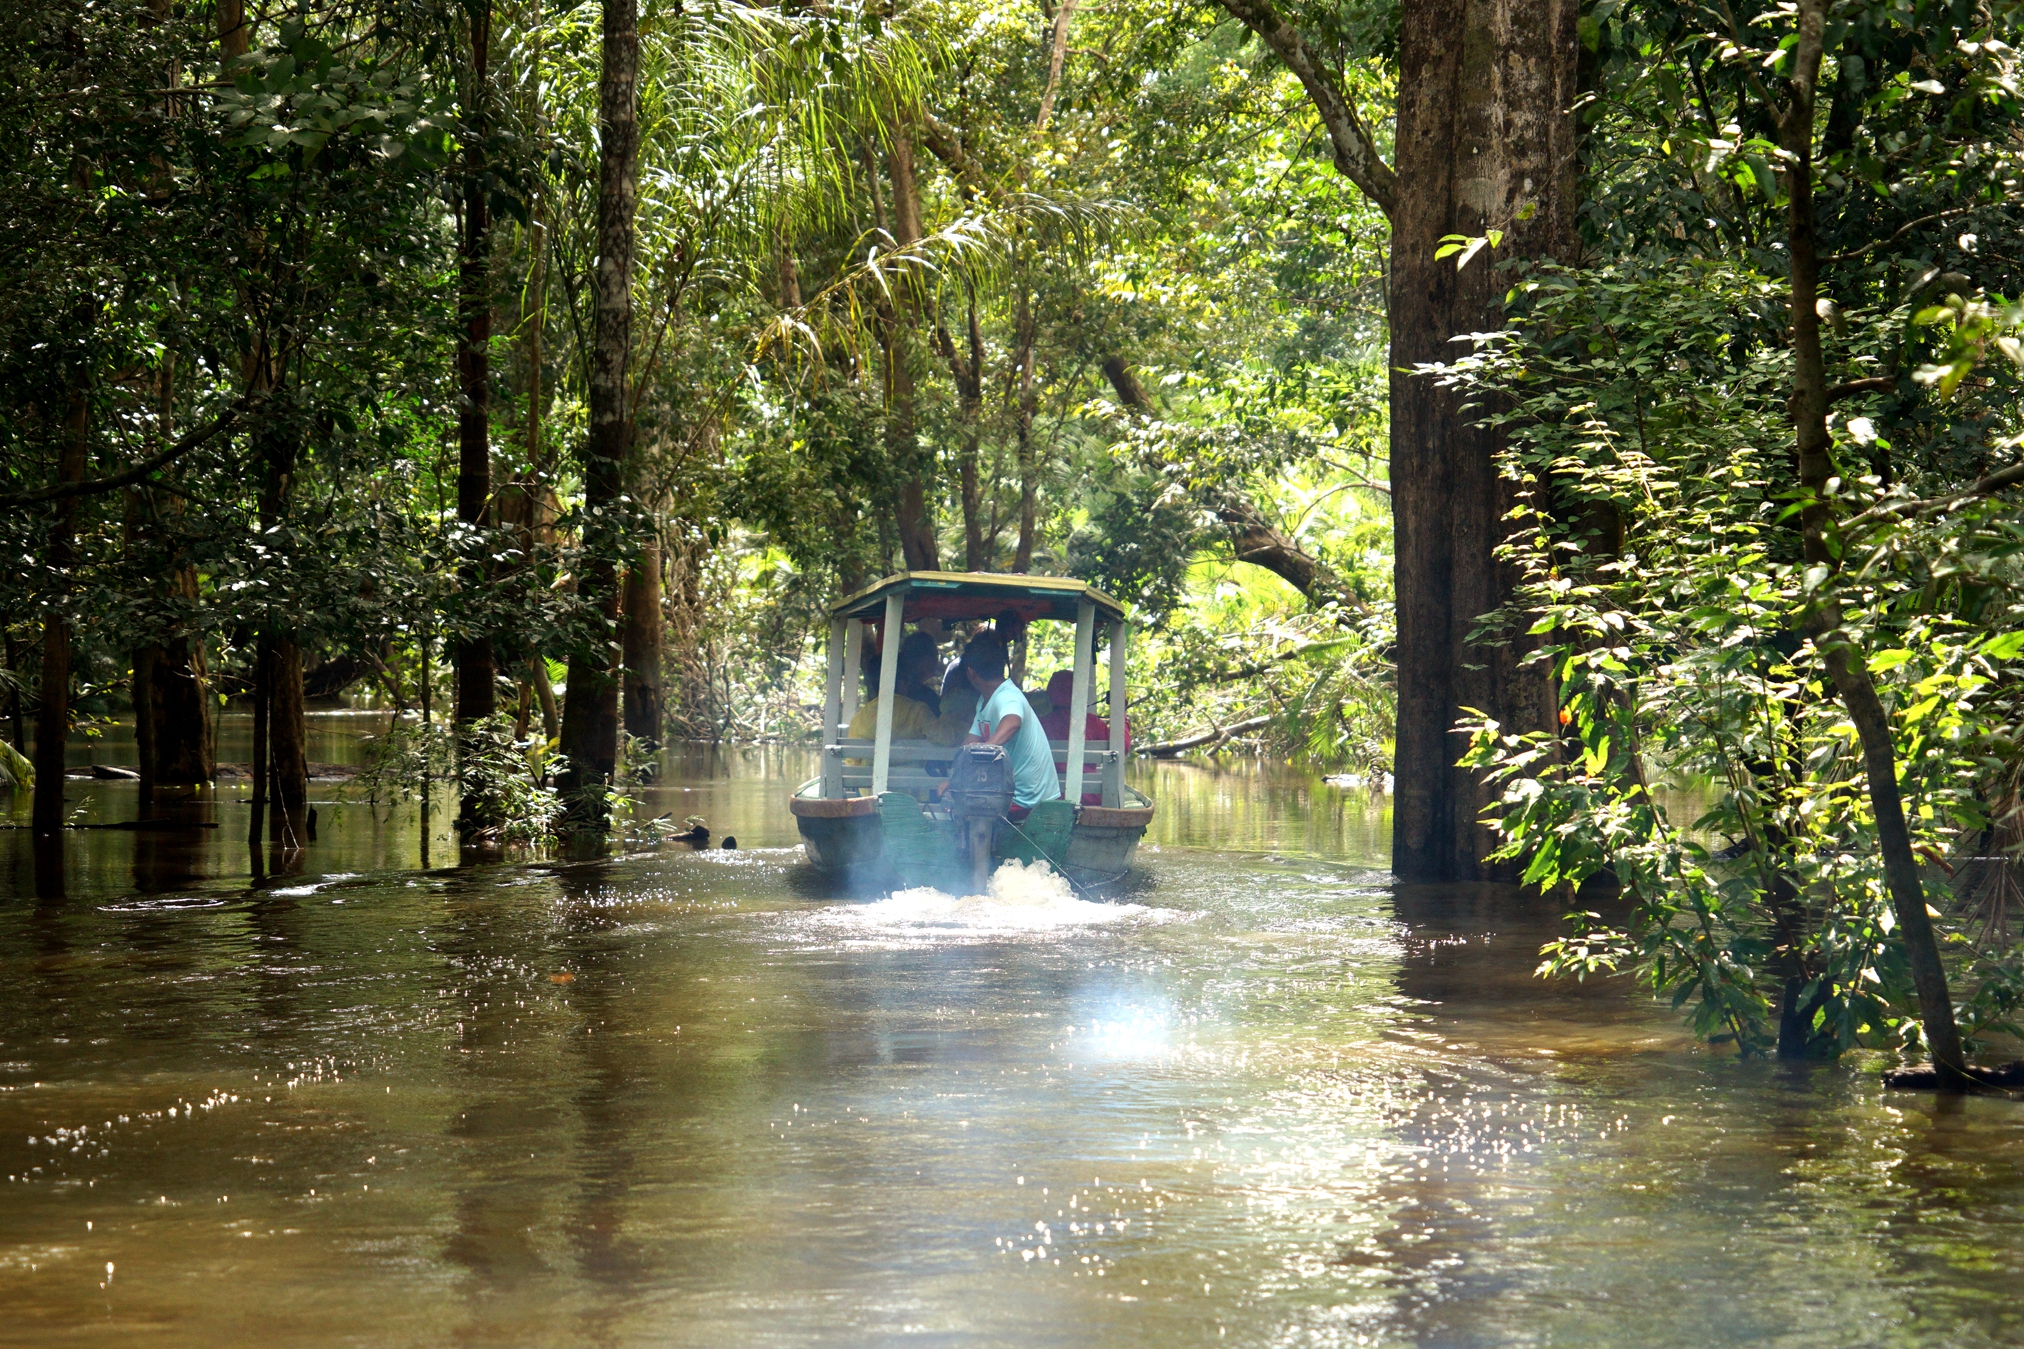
[812,859,1170,943]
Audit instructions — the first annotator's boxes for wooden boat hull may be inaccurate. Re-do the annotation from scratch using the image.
[790,782,1152,890]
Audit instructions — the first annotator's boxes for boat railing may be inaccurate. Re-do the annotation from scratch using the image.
[820,737,1126,806]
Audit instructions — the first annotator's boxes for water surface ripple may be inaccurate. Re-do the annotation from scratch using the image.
[2,744,2020,1346]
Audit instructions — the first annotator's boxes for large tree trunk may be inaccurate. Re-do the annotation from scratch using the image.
[1388,0,1579,882]
[32,390,90,835]
[456,0,498,827]
[1774,0,1965,1084]
[620,538,663,743]
[557,0,637,828]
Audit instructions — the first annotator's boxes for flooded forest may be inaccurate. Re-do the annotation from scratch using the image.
[5,0,2024,1343]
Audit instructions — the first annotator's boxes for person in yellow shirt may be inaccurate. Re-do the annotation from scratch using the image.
[846,631,954,750]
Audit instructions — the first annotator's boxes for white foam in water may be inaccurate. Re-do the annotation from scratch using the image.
[830,858,1160,937]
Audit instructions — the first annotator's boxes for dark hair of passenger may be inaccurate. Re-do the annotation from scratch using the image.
[963,631,1008,681]
[897,630,939,681]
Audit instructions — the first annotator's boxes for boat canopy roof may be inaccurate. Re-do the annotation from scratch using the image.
[830,571,1128,626]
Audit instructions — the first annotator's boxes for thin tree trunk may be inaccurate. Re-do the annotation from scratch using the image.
[884,125,938,572]
[32,390,90,835]
[254,370,307,848]
[1387,0,1579,882]
[133,644,157,808]
[1035,0,1080,131]
[249,637,268,844]
[557,0,638,828]
[621,537,663,743]
[4,629,25,754]
[1776,0,1966,1085]
[456,0,498,826]
[1012,294,1038,573]
[532,656,559,742]
[937,292,987,570]
[267,637,306,846]
[148,511,215,785]
[778,230,802,309]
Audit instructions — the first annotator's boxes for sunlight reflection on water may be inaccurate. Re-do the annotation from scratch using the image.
[0,743,2020,1348]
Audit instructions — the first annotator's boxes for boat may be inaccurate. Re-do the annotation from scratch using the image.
[790,571,1155,891]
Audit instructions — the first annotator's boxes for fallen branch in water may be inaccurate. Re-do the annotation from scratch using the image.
[1140,715,1272,757]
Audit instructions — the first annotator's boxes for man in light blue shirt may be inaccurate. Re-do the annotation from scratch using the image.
[961,631,1062,818]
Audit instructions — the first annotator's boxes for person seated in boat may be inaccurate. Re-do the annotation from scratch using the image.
[1024,686,1054,720]
[1037,669,1133,750]
[961,631,1061,820]
[933,658,979,745]
[845,631,942,754]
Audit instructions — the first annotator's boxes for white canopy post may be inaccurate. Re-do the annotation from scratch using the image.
[821,616,846,798]
[842,618,864,722]
[1063,598,1095,801]
[870,591,905,797]
[1104,620,1128,807]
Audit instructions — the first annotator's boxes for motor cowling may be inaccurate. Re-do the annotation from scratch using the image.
[947,743,1012,819]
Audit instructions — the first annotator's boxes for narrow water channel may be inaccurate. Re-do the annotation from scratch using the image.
[2,726,2020,1346]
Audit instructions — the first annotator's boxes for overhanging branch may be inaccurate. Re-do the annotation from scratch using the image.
[0,397,258,510]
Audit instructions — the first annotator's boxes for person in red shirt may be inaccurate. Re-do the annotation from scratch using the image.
[1037,670,1133,803]
[1037,669,1129,747]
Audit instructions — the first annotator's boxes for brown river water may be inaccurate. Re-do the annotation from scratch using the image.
[1,713,2021,1346]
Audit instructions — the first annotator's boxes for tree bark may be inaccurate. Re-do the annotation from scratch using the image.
[456,0,498,826]
[32,390,90,835]
[1775,0,1966,1084]
[620,537,663,743]
[1387,0,1579,882]
[217,0,248,61]
[557,0,637,827]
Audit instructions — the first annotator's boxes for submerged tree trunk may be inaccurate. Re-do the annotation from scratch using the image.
[267,637,307,845]
[1387,0,1579,882]
[32,389,90,835]
[620,537,663,744]
[254,375,308,847]
[131,366,215,795]
[456,0,498,828]
[1775,0,1966,1084]
[557,0,637,827]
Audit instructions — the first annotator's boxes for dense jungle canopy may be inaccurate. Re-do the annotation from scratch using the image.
[6,0,2024,1080]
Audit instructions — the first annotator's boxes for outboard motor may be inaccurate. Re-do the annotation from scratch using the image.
[947,744,1011,892]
